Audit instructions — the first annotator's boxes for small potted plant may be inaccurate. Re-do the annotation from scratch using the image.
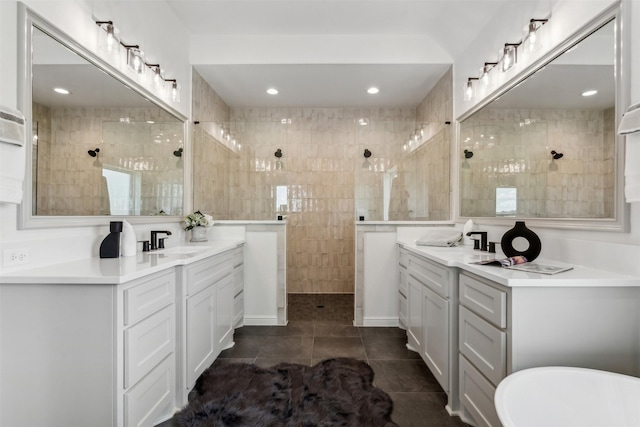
[184,210,214,242]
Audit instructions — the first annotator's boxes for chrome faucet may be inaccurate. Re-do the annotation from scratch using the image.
[150,230,172,250]
[466,231,488,251]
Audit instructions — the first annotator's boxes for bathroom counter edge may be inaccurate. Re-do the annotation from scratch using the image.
[398,240,640,287]
[0,240,245,285]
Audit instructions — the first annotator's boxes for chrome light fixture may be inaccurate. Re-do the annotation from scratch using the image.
[165,79,180,102]
[526,19,549,53]
[480,62,498,87]
[502,42,521,72]
[124,44,145,74]
[463,78,479,101]
[95,20,120,56]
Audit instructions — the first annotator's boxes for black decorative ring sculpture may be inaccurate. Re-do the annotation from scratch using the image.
[500,221,542,262]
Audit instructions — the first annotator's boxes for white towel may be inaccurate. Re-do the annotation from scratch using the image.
[0,106,27,204]
[625,135,640,202]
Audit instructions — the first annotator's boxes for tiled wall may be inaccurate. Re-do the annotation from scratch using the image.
[33,104,183,216]
[460,107,615,218]
[191,68,453,294]
[229,108,421,293]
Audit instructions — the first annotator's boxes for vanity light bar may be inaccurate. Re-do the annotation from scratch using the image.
[464,16,549,101]
[95,19,180,104]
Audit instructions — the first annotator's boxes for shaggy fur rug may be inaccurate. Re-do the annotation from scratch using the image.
[175,358,398,427]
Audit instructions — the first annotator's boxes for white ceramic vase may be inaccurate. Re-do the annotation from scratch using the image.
[190,226,208,242]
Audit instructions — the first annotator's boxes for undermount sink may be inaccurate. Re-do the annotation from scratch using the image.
[495,367,640,427]
[156,246,212,255]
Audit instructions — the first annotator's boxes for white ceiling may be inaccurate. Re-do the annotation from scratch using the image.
[168,0,512,108]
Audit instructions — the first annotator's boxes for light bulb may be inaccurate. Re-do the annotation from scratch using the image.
[106,24,116,51]
[464,80,474,101]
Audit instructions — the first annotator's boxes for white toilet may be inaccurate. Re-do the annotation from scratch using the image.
[495,367,640,427]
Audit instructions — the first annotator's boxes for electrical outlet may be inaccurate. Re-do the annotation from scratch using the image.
[3,249,30,267]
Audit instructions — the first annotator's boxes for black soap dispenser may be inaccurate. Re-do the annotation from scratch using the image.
[100,221,123,258]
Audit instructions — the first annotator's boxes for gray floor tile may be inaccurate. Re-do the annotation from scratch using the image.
[315,321,360,337]
[359,326,408,338]
[217,336,265,358]
[388,392,468,427]
[370,359,443,393]
[312,336,366,360]
[363,335,421,360]
[257,336,314,358]
[253,357,312,368]
[209,358,256,368]
[273,320,315,336]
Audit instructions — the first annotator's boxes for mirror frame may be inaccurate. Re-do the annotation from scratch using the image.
[17,4,189,229]
[455,4,630,232]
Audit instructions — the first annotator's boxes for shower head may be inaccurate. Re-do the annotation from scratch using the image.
[173,148,183,157]
[551,150,563,160]
[464,149,473,159]
[88,148,100,157]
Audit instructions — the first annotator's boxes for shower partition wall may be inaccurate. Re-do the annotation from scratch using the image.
[193,118,450,293]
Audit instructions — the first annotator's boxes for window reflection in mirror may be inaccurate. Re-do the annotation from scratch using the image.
[30,26,184,217]
[459,19,616,220]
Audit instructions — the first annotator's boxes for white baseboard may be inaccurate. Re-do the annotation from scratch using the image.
[362,316,399,327]
[243,315,279,326]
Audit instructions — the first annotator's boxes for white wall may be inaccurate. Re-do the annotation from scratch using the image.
[0,0,192,270]
[452,0,640,276]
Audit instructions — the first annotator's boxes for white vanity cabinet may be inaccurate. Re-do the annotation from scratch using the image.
[458,272,507,427]
[397,247,409,329]
[0,268,177,427]
[231,246,245,328]
[457,270,640,427]
[177,247,240,402]
[402,245,459,411]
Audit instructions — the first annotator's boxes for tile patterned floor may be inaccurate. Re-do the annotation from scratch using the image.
[161,294,469,426]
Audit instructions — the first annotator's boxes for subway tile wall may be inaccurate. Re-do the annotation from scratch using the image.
[32,104,182,216]
[460,107,615,218]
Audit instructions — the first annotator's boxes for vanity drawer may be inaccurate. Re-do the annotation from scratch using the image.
[234,292,244,327]
[398,291,407,328]
[124,269,175,326]
[124,305,175,388]
[233,267,244,297]
[408,253,450,298]
[460,273,507,328]
[124,354,175,427]
[186,254,233,296]
[459,306,506,386]
[459,354,501,427]
[398,268,408,297]
[231,247,244,268]
[398,247,409,269]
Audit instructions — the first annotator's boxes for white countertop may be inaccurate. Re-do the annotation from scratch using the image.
[398,240,640,287]
[0,240,244,285]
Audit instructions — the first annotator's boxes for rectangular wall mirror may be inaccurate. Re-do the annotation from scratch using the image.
[458,9,628,231]
[19,6,187,228]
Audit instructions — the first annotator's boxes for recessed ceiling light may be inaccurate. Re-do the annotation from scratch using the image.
[266,88,279,95]
[367,87,380,95]
[582,90,598,97]
[53,87,70,95]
